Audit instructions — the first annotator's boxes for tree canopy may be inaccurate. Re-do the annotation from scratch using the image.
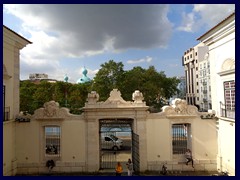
[20,60,180,114]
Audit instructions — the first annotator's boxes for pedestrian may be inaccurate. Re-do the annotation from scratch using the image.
[126,158,133,176]
[185,149,194,168]
[115,162,123,176]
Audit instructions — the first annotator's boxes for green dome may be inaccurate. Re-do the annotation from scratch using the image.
[76,67,91,84]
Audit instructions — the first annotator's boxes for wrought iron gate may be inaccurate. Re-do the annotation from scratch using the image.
[132,132,140,173]
[100,131,117,169]
[99,119,132,169]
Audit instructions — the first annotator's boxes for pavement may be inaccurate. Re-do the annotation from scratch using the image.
[16,168,218,176]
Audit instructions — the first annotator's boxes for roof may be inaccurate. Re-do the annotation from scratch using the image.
[3,25,32,44]
[197,11,235,41]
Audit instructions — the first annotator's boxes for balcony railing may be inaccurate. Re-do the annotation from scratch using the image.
[3,107,10,121]
[220,102,235,119]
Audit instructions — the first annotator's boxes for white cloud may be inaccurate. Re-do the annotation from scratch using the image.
[193,4,235,28]
[127,56,153,64]
[4,4,173,81]
[4,4,172,57]
[177,4,235,32]
[177,12,195,32]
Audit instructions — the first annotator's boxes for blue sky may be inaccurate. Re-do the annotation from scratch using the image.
[3,4,235,83]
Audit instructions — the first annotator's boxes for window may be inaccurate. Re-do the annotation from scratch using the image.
[45,126,61,157]
[172,124,190,155]
[224,81,235,110]
[195,52,197,56]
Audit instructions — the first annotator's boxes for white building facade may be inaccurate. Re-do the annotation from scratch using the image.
[3,25,31,175]
[197,12,235,175]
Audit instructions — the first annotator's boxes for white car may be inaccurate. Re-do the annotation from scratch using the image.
[101,134,123,151]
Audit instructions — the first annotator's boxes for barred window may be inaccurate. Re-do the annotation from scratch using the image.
[45,126,61,157]
[172,124,190,154]
[224,81,235,110]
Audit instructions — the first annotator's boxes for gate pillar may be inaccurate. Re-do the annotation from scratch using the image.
[136,118,148,171]
[86,119,99,172]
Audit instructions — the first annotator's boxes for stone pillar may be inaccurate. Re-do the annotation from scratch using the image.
[86,118,99,172]
[138,120,147,171]
[134,109,148,172]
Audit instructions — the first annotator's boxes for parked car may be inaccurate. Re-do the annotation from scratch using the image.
[101,134,123,151]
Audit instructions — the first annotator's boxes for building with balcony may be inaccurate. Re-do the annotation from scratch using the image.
[197,12,235,175]
[182,42,209,110]
[198,50,212,111]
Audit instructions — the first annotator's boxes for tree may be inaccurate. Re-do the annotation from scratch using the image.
[32,81,54,111]
[92,60,124,101]
[19,60,180,114]
[68,82,92,114]
[20,80,37,114]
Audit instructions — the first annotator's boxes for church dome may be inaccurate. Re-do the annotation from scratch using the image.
[82,67,88,76]
[76,67,91,84]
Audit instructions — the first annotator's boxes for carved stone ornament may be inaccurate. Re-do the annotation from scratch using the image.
[162,98,198,115]
[132,90,144,103]
[103,89,127,104]
[87,91,99,104]
[43,101,59,117]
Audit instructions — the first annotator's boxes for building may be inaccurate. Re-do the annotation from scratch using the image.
[29,73,48,80]
[3,25,31,175]
[198,48,212,111]
[76,67,91,84]
[27,73,57,84]
[182,43,209,110]
[177,76,186,99]
[197,12,235,175]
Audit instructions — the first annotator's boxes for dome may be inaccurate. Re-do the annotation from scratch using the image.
[64,74,69,82]
[76,67,91,84]
[82,67,88,76]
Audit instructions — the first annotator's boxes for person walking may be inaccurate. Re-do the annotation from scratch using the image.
[115,162,123,176]
[185,149,194,168]
[126,158,133,176]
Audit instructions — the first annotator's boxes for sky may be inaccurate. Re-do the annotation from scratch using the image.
[3,4,235,83]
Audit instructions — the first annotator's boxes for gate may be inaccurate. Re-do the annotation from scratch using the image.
[100,131,117,169]
[99,119,132,169]
[132,132,140,173]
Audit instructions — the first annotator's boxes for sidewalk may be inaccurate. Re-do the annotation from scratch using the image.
[16,169,218,176]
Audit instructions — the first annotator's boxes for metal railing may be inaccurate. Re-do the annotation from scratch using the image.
[220,102,235,119]
[3,107,10,122]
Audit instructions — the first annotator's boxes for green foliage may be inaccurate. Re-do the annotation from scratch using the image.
[20,60,181,114]
[19,80,91,115]
[92,60,124,101]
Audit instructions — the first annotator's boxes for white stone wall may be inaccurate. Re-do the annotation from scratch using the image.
[217,119,235,175]
[146,113,218,172]
[13,93,218,175]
